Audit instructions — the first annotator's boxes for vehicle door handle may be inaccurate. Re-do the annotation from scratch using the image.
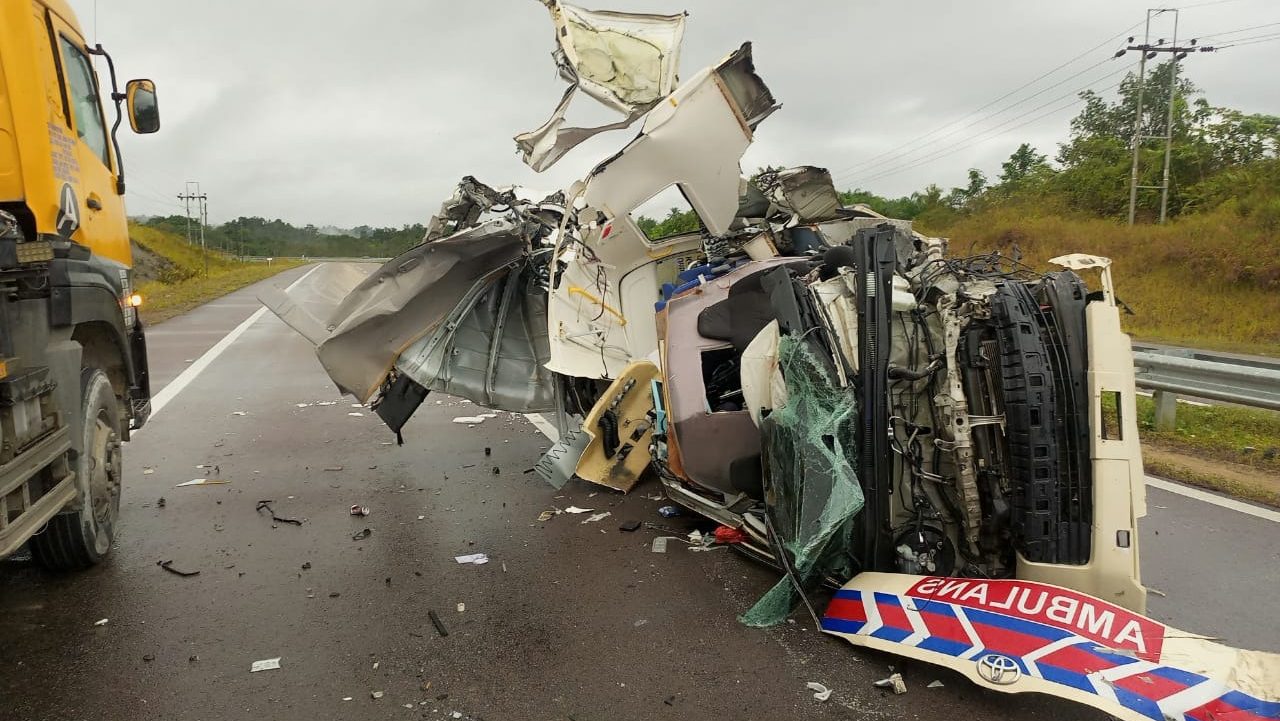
[87,194,103,211]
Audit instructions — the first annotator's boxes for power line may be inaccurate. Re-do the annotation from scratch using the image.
[831,55,1119,183]
[826,19,1147,180]
[843,63,1133,187]
[853,76,1127,188]
[1215,31,1280,47]
[1192,20,1280,40]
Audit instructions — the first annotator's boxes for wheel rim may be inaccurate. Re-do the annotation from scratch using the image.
[87,408,121,552]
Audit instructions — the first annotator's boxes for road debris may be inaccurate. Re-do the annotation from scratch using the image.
[452,413,498,425]
[714,526,747,544]
[256,500,303,526]
[157,560,200,577]
[371,691,384,700]
[536,510,557,522]
[619,520,641,532]
[348,411,364,417]
[651,537,671,553]
[563,506,593,514]
[156,497,166,508]
[806,682,832,702]
[250,657,281,673]
[657,506,681,518]
[176,478,229,487]
[581,512,611,524]
[351,528,373,541]
[93,618,109,626]
[143,467,155,475]
[454,553,489,565]
[324,466,344,472]
[428,610,450,637]
[927,680,944,689]
[350,504,370,517]
[873,673,907,695]
[301,562,312,570]
[231,411,247,416]
[456,603,466,613]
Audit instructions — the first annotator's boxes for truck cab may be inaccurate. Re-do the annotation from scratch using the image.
[0,0,159,568]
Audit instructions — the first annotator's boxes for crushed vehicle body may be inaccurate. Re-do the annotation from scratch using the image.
[262,2,1280,717]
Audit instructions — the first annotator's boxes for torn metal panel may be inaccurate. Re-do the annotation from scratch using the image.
[394,252,555,413]
[544,43,777,379]
[756,166,842,224]
[261,220,529,403]
[824,573,1280,721]
[515,1,686,171]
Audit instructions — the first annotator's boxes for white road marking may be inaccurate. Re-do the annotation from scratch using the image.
[523,412,560,442]
[1146,476,1280,523]
[139,264,323,427]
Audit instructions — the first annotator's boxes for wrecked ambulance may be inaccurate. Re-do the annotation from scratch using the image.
[262,3,1280,719]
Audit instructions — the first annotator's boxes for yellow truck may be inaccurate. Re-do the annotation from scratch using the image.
[0,0,159,567]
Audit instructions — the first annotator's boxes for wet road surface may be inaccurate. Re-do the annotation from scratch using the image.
[1,264,1275,721]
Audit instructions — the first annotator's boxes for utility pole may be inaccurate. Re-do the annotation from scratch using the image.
[1120,9,1214,225]
[178,182,210,277]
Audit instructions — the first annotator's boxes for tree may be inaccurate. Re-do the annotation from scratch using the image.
[999,144,1051,186]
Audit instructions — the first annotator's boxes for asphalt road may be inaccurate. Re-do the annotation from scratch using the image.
[0,263,1275,721]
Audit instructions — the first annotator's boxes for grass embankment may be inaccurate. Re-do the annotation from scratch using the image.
[928,206,1280,505]
[130,223,303,324]
[920,206,1280,357]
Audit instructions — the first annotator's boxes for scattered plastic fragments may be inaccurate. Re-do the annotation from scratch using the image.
[454,553,489,565]
[351,528,373,541]
[371,691,385,699]
[581,512,611,524]
[93,618,109,627]
[157,560,200,577]
[428,609,450,637]
[316,401,338,406]
[452,413,498,425]
[657,505,682,518]
[348,412,364,417]
[457,603,466,612]
[563,506,593,514]
[250,657,281,673]
[651,537,671,553]
[873,673,907,694]
[175,478,229,487]
[350,504,370,517]
[256,500,303,526]
[536,510,557,522]
[714,526,747,544]
[142,467,155,475]
[927,680,944,689]
[806,682,833,702]
[232,411,247,416]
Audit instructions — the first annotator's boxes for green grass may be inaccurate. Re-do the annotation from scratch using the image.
[130,223,303,324]
[1135,395,1280,473]
[920,206,1280,357]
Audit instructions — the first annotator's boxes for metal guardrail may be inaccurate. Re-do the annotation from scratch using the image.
[1133,352,1280,411]
[1132,348,1280,429]
[240,256,391,264]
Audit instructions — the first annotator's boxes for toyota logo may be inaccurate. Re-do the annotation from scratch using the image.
[976,654,1022,685]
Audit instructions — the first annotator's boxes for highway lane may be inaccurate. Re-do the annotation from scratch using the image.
[0,263,1274,721]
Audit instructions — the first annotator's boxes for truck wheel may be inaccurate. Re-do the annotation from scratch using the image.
[31,368,122,570]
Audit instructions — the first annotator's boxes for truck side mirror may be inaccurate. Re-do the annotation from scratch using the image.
[125,79,160,134]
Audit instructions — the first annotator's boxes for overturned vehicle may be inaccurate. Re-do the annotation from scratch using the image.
[263,4,1280,719]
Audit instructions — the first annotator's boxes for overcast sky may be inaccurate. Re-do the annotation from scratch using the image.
[69,0,1280,228]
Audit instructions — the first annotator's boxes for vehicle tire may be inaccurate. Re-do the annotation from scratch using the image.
[30,368,122,570]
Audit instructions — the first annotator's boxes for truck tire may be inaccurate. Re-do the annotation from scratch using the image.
[31,368,122,570]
